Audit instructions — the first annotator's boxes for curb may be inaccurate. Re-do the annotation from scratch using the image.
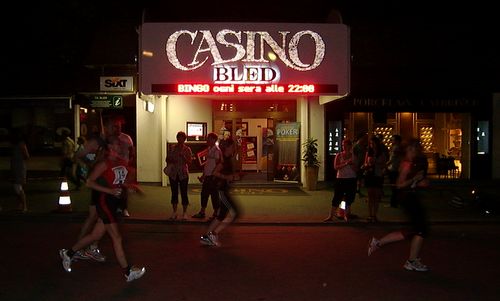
[2,212,499,226]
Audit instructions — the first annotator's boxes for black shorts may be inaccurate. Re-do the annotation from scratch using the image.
[96,193,120,224]
[364,175,384,188]
[399,190,428,238]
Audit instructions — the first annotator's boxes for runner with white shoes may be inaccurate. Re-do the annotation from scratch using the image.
[59,135,145,282]
[367,138,430,272]
[200,137,240,247]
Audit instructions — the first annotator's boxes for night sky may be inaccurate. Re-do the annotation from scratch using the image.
[1,0,498,96]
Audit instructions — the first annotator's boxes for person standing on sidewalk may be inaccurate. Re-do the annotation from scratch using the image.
[192,132,221,220]
[353,132,368,196]
[10,130,29,212]
[165,131,193,221]
[59,129,76,186]
[368,138,430,272]
[200,137,241,246]
[324,139,358,222]
[362,135,387,222]
[59,135,146,282]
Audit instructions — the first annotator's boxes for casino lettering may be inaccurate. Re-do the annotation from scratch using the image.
[166,29,325,71]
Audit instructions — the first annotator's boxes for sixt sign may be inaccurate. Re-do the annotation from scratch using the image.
[100,76,134,92]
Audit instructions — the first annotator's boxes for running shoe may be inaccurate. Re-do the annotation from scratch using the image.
[59,249,72,272]
[72,250,90,261]
[200,234,215,246]
[367,237,380,256]
[208,232,220,247]
[125,266,146,282]
[404,258,429,272]
[85,247,106,262]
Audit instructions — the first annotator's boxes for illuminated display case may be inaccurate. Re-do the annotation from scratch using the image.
[419,126,434,152]
[373,126,394,149]
[328,121,343,155]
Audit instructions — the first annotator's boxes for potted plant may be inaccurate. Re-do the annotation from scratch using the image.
[302,137,320,190]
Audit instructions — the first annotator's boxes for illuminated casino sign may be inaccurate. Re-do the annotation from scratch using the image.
[140,23,350,96]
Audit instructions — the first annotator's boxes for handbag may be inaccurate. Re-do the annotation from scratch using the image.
[163,165,173,176]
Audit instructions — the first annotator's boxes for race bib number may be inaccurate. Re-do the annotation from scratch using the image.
[112,166,128,184]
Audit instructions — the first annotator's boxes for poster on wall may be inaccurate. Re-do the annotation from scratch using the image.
[241,136,257,170]
[274,122,300,182]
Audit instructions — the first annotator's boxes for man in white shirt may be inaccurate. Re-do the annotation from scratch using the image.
[192,132,221,219]
[104,116,136,217]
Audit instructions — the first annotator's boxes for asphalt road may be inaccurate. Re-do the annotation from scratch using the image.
[2,221,500,301]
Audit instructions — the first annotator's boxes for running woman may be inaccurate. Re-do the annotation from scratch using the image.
[71,134,108,262]
[368,138,430,272]
[200,137,240,247]
[59,135,146,282]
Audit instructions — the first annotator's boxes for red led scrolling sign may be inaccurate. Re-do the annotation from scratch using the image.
[151,83,338,95]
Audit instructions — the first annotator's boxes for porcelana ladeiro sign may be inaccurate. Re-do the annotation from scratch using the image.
[139,23,350,95]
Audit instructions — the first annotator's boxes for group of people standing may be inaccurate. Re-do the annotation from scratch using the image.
[325,133,405,222]
[164,131,241,247]
[326,132,430,271]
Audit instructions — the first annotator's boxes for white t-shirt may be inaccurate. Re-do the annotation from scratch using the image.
[117,132,134,164]
[203,145,222,176]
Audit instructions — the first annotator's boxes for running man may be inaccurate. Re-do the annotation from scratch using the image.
[200,137,241,247]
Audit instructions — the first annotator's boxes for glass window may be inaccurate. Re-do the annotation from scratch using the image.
[477,121,489,155]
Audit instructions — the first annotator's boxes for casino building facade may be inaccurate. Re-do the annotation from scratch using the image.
[135,22,351,186]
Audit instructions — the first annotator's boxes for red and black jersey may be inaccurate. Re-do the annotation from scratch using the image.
[98,158,129,188]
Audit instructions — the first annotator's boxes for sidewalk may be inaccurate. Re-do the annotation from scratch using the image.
[1,177,500,225]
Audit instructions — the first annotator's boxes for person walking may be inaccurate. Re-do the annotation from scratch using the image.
[324,139,358,222]
[59,129,76,185]
[165,131,193,221]
[10,130,30,212]
[353,132,368,196]
[192,132,221,220]
[362,135,387,222]
[386,134,403,208]
[73,136,86,190]
[59,135,146,282]
[200,137,241,246]
[368,138,430,272]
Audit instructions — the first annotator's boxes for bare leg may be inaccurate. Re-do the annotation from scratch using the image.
[207,218,222,234]
[324,207,337,221]
[104,222,128,268]
[378,231,405,246]
[78,206,98,240]
[14,184,27,212]
[409,235,424,260]
[215,211,237,233]
[170,203,178,219]
[72,219,106,252]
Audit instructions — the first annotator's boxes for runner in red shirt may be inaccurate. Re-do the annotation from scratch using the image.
[59,135,146,282]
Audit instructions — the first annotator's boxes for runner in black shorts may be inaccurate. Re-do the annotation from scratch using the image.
[71,135,107,262]
[200,138,241,247]
[59,135,146,282]
[367,138,431,272]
